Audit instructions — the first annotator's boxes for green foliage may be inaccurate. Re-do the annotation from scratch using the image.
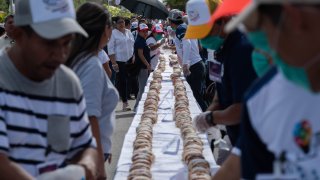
[73,0,87,9]
[0,0,9,15]
[0,0,134,22]
[164,0,188,11]
[0,12,7,23]
[104,4,134,18]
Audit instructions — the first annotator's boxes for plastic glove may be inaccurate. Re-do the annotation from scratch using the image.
[182,64,191,76]
[112,63,119,73]
[37,165,85,180]
[192,111,213,133]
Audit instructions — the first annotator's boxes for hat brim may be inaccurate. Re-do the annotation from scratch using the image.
[225,3,258,33]
[31,18,88,40]
[208,0,252,30]
[185,22,213,39]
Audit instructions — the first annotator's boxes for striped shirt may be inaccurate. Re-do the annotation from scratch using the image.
[0,49,96,176]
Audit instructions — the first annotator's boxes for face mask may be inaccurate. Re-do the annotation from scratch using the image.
[270,13,314,90]
[248,30,310,88]
[200,36,224,50]
[251,50,272,77]
[273,52,311,90]
[247,31,273,77]
[155,34,162,41]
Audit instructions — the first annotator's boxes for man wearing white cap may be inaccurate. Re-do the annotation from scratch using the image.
[220,0,320,179]
[131,21,139,40]
[0,0,98,179]
[133,23,151,112]
[168,9,208,112]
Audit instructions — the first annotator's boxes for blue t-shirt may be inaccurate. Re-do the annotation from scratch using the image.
[215,30,257,145]
[237,67,320,179]
[134,34,150,69]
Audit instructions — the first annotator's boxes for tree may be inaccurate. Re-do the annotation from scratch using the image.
[0,0,9,13]
[163,0,187,12]
[0,0,9,23]
[104,4,133,18]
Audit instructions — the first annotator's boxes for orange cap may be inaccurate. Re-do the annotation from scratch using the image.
[210,0,251,24]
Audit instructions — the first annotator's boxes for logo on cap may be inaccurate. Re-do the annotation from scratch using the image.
[188,10,200,22]
[43,0,69,13]
[139,23,148,31]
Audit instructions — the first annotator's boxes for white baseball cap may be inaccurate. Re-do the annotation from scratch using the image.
[185,0,222,39]
[225,0,320,33]
[152,24,164,33]
[14,0,88,39]
[131,21,138,29]
[138,23,149,31]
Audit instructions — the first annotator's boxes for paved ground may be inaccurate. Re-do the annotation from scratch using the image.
[105,100,136,180]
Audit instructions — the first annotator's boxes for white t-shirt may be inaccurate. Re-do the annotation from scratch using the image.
[98,50,110,65]
[174,38,202,66]
[236,67,320,179]
[146,36,160,70]
[73,55,119,154]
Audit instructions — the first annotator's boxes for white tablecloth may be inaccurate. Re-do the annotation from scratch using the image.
[114,49,218,180]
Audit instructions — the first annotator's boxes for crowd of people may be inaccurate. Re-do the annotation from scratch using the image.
[187,0,320,179]
[0,0,167,179]
[0,0,319,179]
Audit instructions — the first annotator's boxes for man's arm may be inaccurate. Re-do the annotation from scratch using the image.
[70,147,98,180]
[193,104,242,133]
[148,38,165,51]
[212,103,242,126]
[212,154,240,180]
[149,43,162,51]
[207,90,220,111]
[0,154,34,179]
[138,48,151,71]
[182,39,191,66]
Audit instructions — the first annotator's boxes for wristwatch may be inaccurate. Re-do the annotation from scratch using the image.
[205,111,215,126]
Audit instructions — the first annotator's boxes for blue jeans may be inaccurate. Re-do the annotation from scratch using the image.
[134,69,149,111]
[186,61,208,112]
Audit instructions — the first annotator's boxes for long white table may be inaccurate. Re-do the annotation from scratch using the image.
[114,49,218,180]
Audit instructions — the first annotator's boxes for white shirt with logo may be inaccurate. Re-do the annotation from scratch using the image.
[236,67,320,179]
